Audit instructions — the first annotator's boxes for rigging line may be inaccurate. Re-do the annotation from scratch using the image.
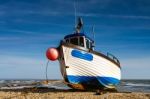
[74,0,77,29]
[74,2,76,27]
[45,60,49,83]
[92,26,95,44]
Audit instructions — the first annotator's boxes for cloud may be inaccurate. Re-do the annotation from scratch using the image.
[0,0,150,20]
[0,29,65,40]
[11,19,73,28]
[0,55,44,66]
[122,57,150,68]
[0,37,21,41]
[0,0,73,17]
[85,24,150,30]
[0,54,62,79]
[79,13,150,20]
[121,57,150,79]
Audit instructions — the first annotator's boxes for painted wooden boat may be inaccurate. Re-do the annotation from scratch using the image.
[47,18,121,90]
[57,18,121,90]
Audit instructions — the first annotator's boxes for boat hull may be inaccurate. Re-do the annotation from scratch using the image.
[58,43,121,90]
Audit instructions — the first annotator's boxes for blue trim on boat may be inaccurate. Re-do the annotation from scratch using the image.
[67,75,120,86]
[71,49,93,61]
[98,76,119,86]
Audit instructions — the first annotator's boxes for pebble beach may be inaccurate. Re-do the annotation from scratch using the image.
[0,80,149,99]
[0,88,149,99]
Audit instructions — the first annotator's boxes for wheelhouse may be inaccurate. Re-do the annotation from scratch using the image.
[64,33,94,50]
[63,33,120,65]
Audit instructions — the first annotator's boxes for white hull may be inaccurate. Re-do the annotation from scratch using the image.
[59,45,121,88]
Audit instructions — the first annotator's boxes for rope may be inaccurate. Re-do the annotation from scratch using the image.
[45,60,49,84]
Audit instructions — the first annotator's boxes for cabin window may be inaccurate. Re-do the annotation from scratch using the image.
[79,37,84,47]
[66,39,69,43]
[70,37,78,45]
[89,41,92,49]
[86,39,90,49]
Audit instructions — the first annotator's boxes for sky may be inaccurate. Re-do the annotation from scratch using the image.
[0,0,150,79]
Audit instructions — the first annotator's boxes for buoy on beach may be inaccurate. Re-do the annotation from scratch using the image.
[46,48,59,61]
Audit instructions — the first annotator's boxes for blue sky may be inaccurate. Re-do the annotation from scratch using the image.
[0,0,150,79]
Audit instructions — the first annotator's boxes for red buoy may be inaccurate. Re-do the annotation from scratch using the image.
[46,48,59,61]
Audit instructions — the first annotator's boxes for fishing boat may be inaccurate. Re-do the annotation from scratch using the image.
[46,18,121,90]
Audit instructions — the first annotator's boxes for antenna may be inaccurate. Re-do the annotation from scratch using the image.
[92,26,95,49]
[74,1,77,29]
[73,0,83,33]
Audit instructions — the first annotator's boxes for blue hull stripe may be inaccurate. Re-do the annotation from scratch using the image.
[71,50,93,61]
[67,75,120,86]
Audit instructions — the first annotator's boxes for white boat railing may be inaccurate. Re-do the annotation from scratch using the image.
[107,52,120,64]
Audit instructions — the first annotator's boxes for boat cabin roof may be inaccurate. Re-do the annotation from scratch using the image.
[64,33,94,42]
[63,33,94,50]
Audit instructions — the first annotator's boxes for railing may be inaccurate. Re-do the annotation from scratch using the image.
[107,52,120,64]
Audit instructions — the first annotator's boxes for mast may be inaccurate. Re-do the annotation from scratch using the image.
[92,26,95,49]
[74,0,83,33]
[75,17,83,33]
[74,2,77,29]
